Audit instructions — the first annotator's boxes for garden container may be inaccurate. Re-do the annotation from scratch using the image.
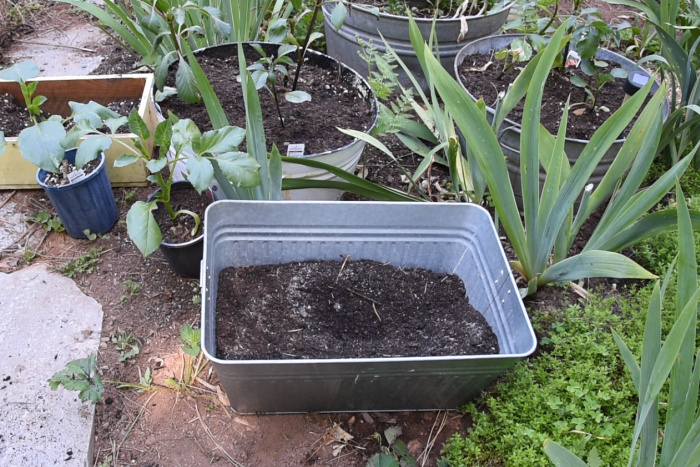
[164,43,378,201]
[37,149,118,239]
[323,1,513,91]
[0,74,157,189]
[147,181,207,279]
[201,200,536,413]
[454,34,669,207]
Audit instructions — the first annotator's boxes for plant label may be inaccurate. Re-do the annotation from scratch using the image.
[287,143,305,157]
[565,50,581,68]
[67,169,87,184]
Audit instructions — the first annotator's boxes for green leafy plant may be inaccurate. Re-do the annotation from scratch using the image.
[28,210,65,233]
[0,61,127,178]
[495,37,534,79]
[58,247,103,277]
[544,183,700,466]
[115,110,260,257]
[422,18,700,296]
[48,353,104,403]
[164,323,206,393]
[118,278,141,304]
[111,327,140,362]
[367,426,418,467]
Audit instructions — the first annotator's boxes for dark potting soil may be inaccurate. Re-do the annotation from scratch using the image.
[358,0,490,17]
[151,186,212,244]
[457,53,647,140]
[159,54,375,155]
[0,95,139,137]
[216,259,499,360]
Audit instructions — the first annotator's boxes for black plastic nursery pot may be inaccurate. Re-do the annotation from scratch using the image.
[36,149,118,239]
[147,181,207,279]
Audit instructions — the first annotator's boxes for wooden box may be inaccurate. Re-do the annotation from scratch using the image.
[0,74,157,189]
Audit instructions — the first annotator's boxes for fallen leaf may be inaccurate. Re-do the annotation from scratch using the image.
[217,385,230,407]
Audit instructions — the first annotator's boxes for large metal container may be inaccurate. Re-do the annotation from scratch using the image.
[323,1,513,91]
[454,34,669,207]
[201,201,536,413]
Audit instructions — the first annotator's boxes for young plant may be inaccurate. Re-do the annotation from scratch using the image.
[58,247,104,278]
[569,14,627,111]
[423,18,700,296]
[0,61,127,179]
[246,44,311,128]
[48,353,104,404]
[111,328,140,362]
[368,426,418,467]
[164,323,206,393]
[28,211,65,233]
[544,183,700,467]
[495,37,534,79]
[114,110,261,257]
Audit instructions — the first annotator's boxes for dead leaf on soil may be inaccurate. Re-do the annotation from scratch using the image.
[570,282,589,300]
[216,385,230,407]
[465,61,493,73]
[322,423,354,446]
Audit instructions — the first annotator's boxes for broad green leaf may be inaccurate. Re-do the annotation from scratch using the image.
[217,152,261,188]
[128,108,151,141]
[385,426,401,445]
[104,116,129,134]
[176,58,200,104]
[153,118,173,151]
[186,156,214,193]
[195,126,245,155]
[75,136,112,169]
[126,200,162,257]
[69,101,119,128]
[267,18,288,43]
[367,453,399,467]
[0,61,39,82]
[538,250,656,284]
[114,154,140,167]
[569,75,587,88]
[18,121,66,173]
[146,157,168,173]
[285,90,311,103]
[544,440,589,466]
[330,2,347,31]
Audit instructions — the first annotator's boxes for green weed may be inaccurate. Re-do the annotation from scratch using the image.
[28,210,64,232]
[110,328,140,362]
[58,247,103,277]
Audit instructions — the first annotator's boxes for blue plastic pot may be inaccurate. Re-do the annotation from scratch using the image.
[36,149,119,239]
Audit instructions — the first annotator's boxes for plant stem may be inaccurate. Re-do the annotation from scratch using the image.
[291,0,322,91]
[270,83,285,128]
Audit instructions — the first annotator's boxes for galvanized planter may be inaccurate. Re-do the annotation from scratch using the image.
[165,43,378,201]
[322,1,513,91]
[201,201,536,413]
[454,34,669,207]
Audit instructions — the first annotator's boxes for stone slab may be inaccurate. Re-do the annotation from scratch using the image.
[0,264,103,467]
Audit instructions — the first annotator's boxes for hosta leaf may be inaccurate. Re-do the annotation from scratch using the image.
[126,200,161,257]
[75,135,112,169]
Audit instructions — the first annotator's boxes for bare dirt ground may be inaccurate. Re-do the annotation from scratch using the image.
[0,1,633,465]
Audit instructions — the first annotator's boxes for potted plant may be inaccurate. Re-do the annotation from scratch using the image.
[0,66,157,189]
[116,109,261,278]
[453,18,669,206]
[0,62,121,239]
[322,0,514,91]
[201,200,536,413]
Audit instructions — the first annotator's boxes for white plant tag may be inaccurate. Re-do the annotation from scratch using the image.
[565,50,581,68]
[287,143,305,157]
[67,169,86,184]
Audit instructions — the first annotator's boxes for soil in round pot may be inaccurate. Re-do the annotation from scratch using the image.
[215,259,499,360]
[37,149,119,239]
[322,0,513,91]
[148,181,212,278]
[159,43,378,157]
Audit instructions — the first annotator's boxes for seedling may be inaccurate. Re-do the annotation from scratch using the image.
[48,353,104,403]
[246,44,311,128]
[58,247,103,277]
[23,247,40,264]
[28,210,65,233]
[118,278,141,304]
[368,426,418,467]
[111,327,140,362]
[495,37,534,79]
[164,323,206,393]
[190,282,201,305]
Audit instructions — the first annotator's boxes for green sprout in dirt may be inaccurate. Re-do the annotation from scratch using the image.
[28,210,65,233]
[246,44,311,128]
[495,37,534,79]
[48,353,104,404]
[111,327,140,362]
[368,426,418,467]
[164,323,206,394]
[58,247,103,278]
[118,279,141,305]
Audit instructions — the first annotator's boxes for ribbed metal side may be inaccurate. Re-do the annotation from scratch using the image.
[201,201,535,413]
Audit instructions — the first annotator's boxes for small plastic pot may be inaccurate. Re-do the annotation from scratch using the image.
[147,181,207,278]
[36,149,119,239]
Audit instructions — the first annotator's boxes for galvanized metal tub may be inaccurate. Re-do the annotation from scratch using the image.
[201,201,536,413]
[322,1,513,91]
[454,34,669,207]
